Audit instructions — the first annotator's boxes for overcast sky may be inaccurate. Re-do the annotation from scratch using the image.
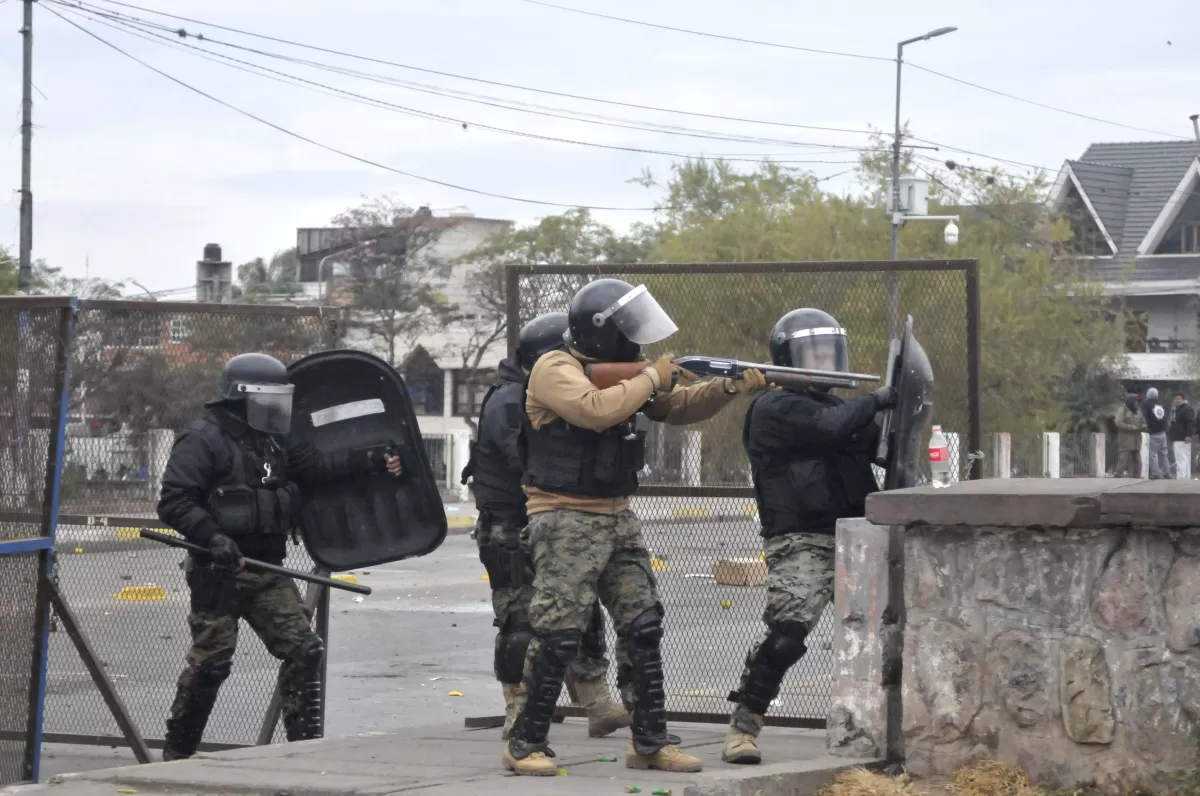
[0,0,1195,294]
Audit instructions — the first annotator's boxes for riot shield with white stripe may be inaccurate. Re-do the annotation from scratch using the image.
[875,315,935,490]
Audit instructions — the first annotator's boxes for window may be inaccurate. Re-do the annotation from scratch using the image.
[453,369,495,417]
[169,319,189,344]
[106,312,160,348]
[1184,222,1200,254]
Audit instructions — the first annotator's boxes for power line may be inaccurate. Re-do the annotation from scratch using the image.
[40,4,666,212]
[513,0,891,62]
[906,64,1190,141]
[70,0,882,137]
[514,0,1189,142]
[49,3,875,166]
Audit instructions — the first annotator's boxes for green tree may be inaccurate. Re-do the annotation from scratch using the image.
[236,248,301,300]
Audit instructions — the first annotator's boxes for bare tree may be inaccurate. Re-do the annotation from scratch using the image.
[332,196,452,366]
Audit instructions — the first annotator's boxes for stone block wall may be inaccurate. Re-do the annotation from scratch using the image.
[861,479,1200,794]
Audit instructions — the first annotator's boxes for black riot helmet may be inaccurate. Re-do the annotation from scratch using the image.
[564,278,678,362]
[210,353,294,435]
[769,309,850,377]
[517,312,569,371]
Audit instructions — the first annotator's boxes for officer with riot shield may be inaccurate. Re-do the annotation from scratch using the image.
[722,310,897,765]
[156,353,404,762]
[461,311,629,740]
[503,279,768,777]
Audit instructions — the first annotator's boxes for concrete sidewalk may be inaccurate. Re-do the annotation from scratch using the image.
[12,721,879,796]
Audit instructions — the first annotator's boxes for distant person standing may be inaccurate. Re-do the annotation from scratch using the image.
[1114,393,1145,477]
[1171,392,1194,480]
[1142,388,1170,479]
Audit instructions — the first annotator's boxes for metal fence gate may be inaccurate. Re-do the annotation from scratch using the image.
[502,261,982,727]
[0,298,338,782]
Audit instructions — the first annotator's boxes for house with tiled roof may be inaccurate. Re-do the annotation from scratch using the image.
[1051,140,1200,384]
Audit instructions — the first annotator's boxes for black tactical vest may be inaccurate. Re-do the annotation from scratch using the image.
[522,414,645,499]
[461,381,526,526]
[191,416,299,538]
[744,393,825,537]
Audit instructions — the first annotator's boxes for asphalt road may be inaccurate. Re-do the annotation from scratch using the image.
[37,520,834,778]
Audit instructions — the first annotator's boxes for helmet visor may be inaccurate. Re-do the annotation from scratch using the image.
[594,284,678,345]
[784,327,849,373]
[239,383,295,434]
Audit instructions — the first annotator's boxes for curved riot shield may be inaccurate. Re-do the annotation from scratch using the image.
[875,316,934,490]
[287,350,447,571]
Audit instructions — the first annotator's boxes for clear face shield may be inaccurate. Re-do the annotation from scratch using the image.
[237,382,295,435]
[785,327,849,373]
[592,284,679,346]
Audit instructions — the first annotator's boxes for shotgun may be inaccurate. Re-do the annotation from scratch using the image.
[584,357,879,392]
[139,528,372,596]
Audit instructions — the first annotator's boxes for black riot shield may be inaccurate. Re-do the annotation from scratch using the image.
[287,349,447,571]
[875,315,935,490]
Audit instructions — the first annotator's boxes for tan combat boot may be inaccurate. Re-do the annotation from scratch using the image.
[721,730,761,764]
[625,742,703,773]
[502,746,558,776]
[501,683,522,740]
[567,677,632,738]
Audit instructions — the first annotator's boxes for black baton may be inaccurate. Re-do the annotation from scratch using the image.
[139,528,372,596]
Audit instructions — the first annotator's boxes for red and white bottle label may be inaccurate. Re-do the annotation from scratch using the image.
[929,447,949,463]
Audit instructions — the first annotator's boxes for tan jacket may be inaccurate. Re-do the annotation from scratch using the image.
[524,350,738,517]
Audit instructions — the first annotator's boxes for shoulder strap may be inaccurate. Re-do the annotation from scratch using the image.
[195,415,247,487]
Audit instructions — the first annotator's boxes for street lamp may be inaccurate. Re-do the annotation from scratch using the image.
[887,25,957,335]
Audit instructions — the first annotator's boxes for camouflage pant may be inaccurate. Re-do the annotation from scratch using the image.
[477,520,611,683]
[730,532,835,735]
[523,509,655,701]
[169,556,320,745]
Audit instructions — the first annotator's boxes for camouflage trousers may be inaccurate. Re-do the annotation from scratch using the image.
[730,532,835,736]
[168,555,321,748]
[477,520,611,684]
[523,509,658,703]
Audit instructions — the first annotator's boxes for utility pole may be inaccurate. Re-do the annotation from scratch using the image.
[887,25,957,336]
[19,0,34,292]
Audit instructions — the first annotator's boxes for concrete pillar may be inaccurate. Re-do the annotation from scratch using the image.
[148,429,175,502]
[1140,432,1150,479]
[1042,432,1060,479]
[945,432,961,483]
[682,431,702,487]
[992,432,1012,479]
[1089,433,1106,477]
[828,517,903,761]
[451,430,471,502]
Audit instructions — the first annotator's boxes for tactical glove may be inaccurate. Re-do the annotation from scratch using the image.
[642,354,698,391]
[208,533,243,570]
[872,385,899,410]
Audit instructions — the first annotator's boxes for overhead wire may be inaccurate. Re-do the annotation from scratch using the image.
[512,0,1190,141]
[67,0,884,138]
[52,0,881,157]
[48,4,872,166]
[39,3,667,212]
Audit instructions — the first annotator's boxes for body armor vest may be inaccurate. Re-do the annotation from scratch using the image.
[522,415,645,499]
[192,417,299,538]
[744,394,832,537]
[461,380,526,526]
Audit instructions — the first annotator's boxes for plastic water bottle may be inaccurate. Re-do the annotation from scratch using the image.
[929,425,951,488]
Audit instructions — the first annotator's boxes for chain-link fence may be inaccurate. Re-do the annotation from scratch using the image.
[505,261,981,726]
[0,299,76,785]
[35,301,337,754]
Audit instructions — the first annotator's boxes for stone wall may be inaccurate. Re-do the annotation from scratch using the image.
[862,479,1200,794]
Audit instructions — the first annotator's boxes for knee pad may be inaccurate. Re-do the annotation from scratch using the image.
[761,622,808,670]
[541,629,582,667]
[293,634,325,670]
[628,607,664,650]
[495,627,534,684]
[196,649,234,685]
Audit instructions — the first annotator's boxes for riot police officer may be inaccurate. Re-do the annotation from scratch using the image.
[461,312,629,740]
[722,309,896,765]
[503,279,768,776]
[156,353,403,761]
